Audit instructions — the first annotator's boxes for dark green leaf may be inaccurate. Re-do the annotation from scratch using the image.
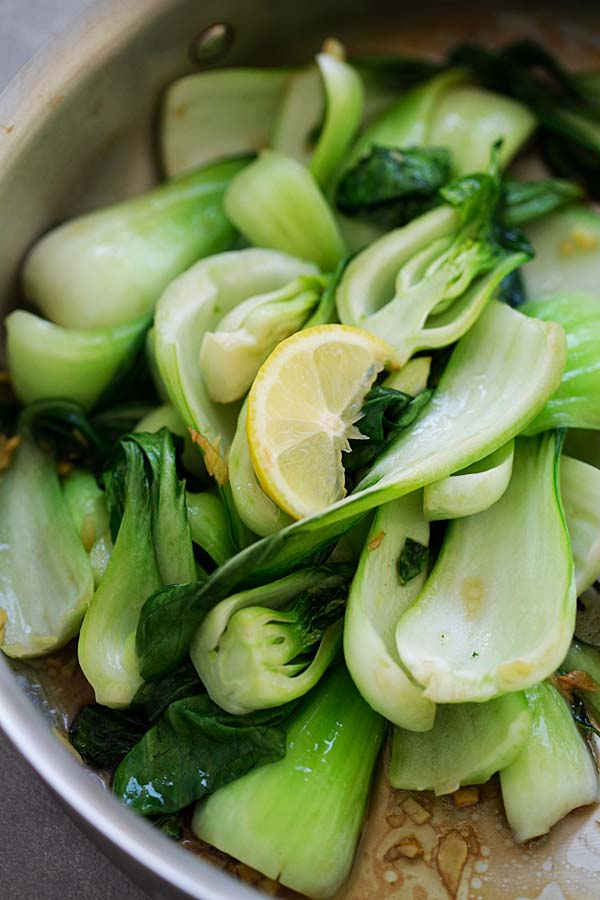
[113,695,295,815]
[397,537,429,585]
[570,693,600,740]
[501,178,583,226]
[19,400,116,472]
[152,814,183,840]
[440,141,502,227]
[285,573,353,656]
[351,55,443,91]
[131,660,204,721]
[69,705,147,769]
[68,661,204,769]
[450,41,600,199]
[496,268,527,309]
[345,387,433,473]
[336,146,451,227]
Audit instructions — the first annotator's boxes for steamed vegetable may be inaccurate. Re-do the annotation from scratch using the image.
[190,566,351,714]
[162,69,289,176]
[229,401,294,537]
[452,40,600,197]
[137,301,566,680]
[395,434,575,702]
[79,430,195,706]
[0,437,94,657]
[350,67,535,174]
[22,158,248,329]
[62,468,112,586]
[344,491,435,730]
[561,456,600,595]
[423,440,515,521]
[113,696,295,815]
[5,312,151,410]
[390,692,532,794]
[199,274,325,403]
[186,492,236,567]
[523,205,600,299]
[499,682,599,842]
[224,151,347,270]
[336,153,529,362]
[135,404,205,478]
[273,44,364,191]
[192,665,385,900]
[523,293,600,433]
[154,248,317,451]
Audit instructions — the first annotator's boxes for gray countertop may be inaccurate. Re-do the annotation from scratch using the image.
[0,3,148,898]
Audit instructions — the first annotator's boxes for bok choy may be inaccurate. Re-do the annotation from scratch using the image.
[190,566,351,714]
[23,158,248,329]
[0,437,94,657]
[192,665,385,900]
[395,434,575,702]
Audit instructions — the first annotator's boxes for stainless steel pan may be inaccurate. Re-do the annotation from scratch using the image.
[0,2,598,898]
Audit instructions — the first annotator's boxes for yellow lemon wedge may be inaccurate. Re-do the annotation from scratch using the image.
[246,324,395,519]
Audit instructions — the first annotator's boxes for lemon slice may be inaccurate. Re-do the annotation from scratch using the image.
[247,324,394,519]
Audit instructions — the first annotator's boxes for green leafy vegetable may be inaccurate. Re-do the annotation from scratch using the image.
[423,440,515,522]
[192,665,385,900]
[22,158,249,330]
[190,566,352,714]
[0,437,94,658]
[199,274,325,404]
[501,178,583,226]
[350,67,534,175]
[499,682,599,842]
[69,660,204,769]
[161,69,289,176]
[113,695,295,815]
[395,434,575,702]
[397,536,430,585]
[79,430,196,706]
[345,385,433,472]
[451,40,600,197]
[336,149,530,363]
[137,302,566,681]
[5,312,152,411]
[186,492,236,567]
[523,204,600,300]
[523,293,600,433]
[224,150,347,270]
[154,248,317,453]
[390,692,532,795]
[561,456,600,595]
[344,491,434,730]
[336,145,451,227]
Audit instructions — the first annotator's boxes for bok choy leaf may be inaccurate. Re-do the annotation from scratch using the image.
[192,665,385,900]
[161,69,289,176]
[154,248,317,452]
[390,692,532,795]
[523,205,600,300]
[423,440,515,521]
[561,456,600,595]
[344,491,435,730]
[113,696,295,815]
[499,682,599,842]
[137,301,566,680]
[190,565,352,714]
[199,274,325,404]
[395,434,575,702]
[523,293,600,433]
[6,312,151,411]
[79,430,196,706]
[336,151,529,363]
[22,158,249,330]
[0,437,94,657]
[224,151,347,270]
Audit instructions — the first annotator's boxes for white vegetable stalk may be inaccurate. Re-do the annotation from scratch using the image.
[200,275,324,404]
[395,433,575,703]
